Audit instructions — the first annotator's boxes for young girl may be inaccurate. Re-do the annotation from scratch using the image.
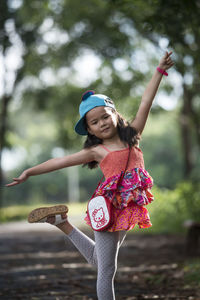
[7,52,173,300]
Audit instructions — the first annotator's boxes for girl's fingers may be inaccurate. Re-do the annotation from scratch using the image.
[165,62,174,70]
[6,177,24,187]
[166,51,173,57]
[5,182,18,187]
[164,51,173,59]
[6,172,28,187]
[166,60,172,65]
[166,56,173,62]
[164,51,169,58]
[161,51,173,68]
[164,54,174,67]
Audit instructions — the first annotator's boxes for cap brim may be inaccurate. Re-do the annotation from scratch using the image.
[75,116,88,135]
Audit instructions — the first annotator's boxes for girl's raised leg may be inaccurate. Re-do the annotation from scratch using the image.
[64,226,97,265]
[48,215,97,265]
[48,215,127,300]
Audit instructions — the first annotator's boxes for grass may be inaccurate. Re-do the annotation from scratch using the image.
[0,202,87,223]
[183,259,200,287]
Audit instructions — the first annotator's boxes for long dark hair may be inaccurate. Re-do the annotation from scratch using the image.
[83,108,140,169]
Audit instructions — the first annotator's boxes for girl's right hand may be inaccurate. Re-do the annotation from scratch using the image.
[158,51,174,71]
[6,171,29,187]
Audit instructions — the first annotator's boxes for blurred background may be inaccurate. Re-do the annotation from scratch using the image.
[0,0,200,233]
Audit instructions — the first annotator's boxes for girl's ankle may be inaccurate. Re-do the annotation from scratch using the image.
[56,221,74,235]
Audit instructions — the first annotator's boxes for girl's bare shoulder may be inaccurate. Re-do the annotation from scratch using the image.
[88,144,108,163]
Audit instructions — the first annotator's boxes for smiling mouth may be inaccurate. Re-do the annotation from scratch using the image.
[101,128,109,133]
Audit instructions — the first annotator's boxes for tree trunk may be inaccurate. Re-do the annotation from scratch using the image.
[0,94,11,206]
[179,85,194,178]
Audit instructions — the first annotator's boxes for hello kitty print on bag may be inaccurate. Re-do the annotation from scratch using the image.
[87,196,112,231]
[92,208,107,228]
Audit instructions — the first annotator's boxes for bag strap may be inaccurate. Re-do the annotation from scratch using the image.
[116,146,131,189]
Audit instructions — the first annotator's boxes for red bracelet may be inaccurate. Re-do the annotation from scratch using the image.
[157,67,168,76]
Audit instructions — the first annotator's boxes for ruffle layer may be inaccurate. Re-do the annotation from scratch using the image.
[95,167,154,209]
[84,201,152,232]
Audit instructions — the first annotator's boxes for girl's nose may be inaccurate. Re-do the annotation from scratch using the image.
[99,119,106,127]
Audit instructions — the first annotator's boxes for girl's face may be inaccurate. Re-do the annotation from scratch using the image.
[86,106,118,140]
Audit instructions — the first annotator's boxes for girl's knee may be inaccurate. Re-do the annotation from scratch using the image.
[98,261,117,278]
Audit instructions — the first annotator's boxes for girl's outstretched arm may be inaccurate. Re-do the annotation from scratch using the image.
[131,51,174,134]
[6,148,96,187]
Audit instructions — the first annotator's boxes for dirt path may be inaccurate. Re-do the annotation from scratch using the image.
[0,221,199,300]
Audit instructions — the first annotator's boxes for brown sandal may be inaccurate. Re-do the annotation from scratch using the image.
[28,204,68,223]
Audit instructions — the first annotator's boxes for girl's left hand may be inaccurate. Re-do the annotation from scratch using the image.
[5,171,29,187]
[158,51,174,71]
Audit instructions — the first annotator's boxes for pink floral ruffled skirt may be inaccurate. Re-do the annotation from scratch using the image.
[84,167,153,232]
[84,201,152,232]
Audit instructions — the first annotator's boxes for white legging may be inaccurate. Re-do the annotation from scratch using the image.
[65,227,126,300]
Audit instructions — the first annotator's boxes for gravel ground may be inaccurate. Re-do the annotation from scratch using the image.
[0,221,199,300]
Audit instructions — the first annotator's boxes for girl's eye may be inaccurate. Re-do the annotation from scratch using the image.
[104,115,109,119]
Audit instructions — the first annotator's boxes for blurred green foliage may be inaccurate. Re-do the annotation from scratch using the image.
[0,202,87,223]
[1,0,200,234]
[183,259,200,288]
[148,182,200,233]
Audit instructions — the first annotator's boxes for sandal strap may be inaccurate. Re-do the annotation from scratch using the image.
[36,215,67,225]
[54,215,67,225]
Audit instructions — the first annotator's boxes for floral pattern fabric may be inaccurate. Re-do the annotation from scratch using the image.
[85,167,154,232]
[95,167,154,209]
[85,201,152,232]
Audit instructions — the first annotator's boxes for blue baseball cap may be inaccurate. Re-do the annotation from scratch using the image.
[75,90,115,135]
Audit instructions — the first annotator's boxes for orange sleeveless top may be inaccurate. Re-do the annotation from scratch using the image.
[100,146,145,179]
